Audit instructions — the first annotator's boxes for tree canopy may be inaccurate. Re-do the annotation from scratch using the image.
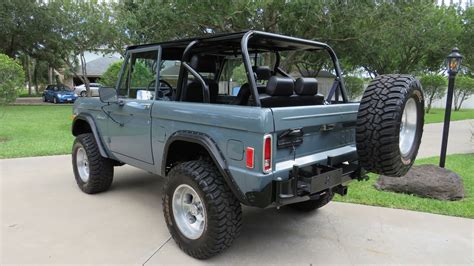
[1,0,473,99]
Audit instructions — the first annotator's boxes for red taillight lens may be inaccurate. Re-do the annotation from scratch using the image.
[263,135,272,173]
[246,147,254,169]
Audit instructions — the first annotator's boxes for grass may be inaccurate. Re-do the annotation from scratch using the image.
[425,108,474,124]
[335,153,474,218]
[17,87,43,97]
[0,105,74,158]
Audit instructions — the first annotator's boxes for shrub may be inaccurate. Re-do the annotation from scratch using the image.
[98,60,123,87]
[0,54,25,104]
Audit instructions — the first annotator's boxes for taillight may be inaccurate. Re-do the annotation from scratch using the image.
[246,147,254,169]
[263,134,272,173]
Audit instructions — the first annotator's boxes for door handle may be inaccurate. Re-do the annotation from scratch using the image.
[142,104,151,110]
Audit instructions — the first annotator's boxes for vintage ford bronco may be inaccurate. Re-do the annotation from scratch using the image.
[71,31,424,259]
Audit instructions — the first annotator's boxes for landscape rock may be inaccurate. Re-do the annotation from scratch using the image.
[375,164,464,201]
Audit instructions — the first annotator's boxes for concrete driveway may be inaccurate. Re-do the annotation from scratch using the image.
[417,119,473,158]
[1,155,473,264]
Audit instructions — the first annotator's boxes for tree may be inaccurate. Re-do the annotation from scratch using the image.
[420,74,447,113]
[47,0,117,96]
[99,59,154,88]
[99,61,123,87]
[343,76,365,101]
[454,75,474,111]
[0,0,46,58]
[460,7,474,75]
[342,2,462,76]
[0,54,25,105]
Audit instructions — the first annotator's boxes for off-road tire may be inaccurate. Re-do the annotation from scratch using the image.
[163,160,242,259]
[72,133,114,194]
[356,74,424,177]
[288,191,334,212]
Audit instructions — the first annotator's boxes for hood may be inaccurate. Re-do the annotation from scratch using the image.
[55,91,75,95]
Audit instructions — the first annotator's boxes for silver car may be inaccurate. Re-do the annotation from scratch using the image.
[74,83,101,97]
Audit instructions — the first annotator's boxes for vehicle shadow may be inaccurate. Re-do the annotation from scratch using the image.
[108,165,338,264]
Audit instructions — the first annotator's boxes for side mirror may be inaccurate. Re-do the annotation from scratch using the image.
[99,87,118,103]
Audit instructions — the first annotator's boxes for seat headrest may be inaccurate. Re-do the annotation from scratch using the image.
[266,76,294,96]
[252,66,272,80]
[189,55,217,73]
[294,77,318,95]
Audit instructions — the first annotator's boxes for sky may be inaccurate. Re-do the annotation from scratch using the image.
[437,0,472,7]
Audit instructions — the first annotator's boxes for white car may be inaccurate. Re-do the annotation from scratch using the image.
[74,83,102,97]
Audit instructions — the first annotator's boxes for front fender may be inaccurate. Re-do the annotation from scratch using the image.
[72,114,109,158]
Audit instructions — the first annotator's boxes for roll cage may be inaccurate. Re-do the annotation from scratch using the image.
[121,31,349,106]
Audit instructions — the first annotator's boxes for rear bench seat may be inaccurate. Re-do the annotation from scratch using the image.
[259,77,325,107]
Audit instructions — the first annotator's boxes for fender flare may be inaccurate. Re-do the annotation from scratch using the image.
[162,131,249,205]
[72,114,109,158]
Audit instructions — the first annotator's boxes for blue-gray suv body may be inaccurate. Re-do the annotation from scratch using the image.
[71,31,424,259]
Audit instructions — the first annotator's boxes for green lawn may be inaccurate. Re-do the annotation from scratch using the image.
[425,108,474,124]
[0,105,74,158]
[335,153,474,218]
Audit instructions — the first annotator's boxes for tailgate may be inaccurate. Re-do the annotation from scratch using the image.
[270,103,359,167]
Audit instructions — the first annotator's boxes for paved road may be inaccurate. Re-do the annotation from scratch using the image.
[13,97,76,105]
[417,119,473,158]
[1,154,472,264]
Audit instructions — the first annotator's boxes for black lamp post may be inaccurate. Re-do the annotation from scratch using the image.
[439,48,463,168]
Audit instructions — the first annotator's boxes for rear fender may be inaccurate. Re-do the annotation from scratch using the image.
[163,131,249,205]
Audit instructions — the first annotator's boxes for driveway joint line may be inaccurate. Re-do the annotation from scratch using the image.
[142,236,171,265]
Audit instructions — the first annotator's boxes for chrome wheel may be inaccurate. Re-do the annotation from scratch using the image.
[76,147,90,183]
[172,184,206,240]
[399,98,418,156]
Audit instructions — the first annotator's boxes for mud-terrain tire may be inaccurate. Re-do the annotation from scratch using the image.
[288,191,334,212]
[72,133,114,194]
[356,74,424,177]
[163,160,242,259]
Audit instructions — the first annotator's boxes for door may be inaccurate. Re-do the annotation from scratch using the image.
[104,47,160,164]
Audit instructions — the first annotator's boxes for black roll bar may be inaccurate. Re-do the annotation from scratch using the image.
[176,40,211,103]
[240,31,349,104]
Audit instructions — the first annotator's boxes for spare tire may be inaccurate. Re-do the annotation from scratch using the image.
[356,74,424,177]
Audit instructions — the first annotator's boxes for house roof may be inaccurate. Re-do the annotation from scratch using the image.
[75,55,121,77]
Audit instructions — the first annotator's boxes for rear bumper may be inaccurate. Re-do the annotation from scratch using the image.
[245,149,365,208]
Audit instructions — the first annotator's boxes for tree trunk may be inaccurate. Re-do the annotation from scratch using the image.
[48,66,53,84]
[426,93,436,113]
[79,53,91,97]
[33,59,39,94]
[26,55,32,96]
[456,93,466,111]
